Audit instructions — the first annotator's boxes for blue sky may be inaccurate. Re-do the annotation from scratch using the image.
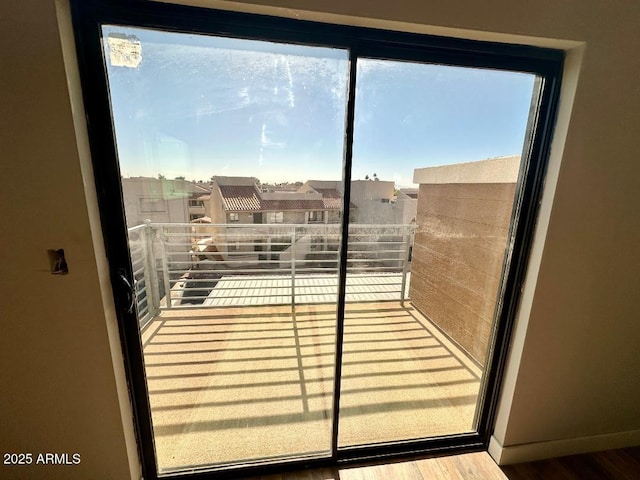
[103,25,535,188]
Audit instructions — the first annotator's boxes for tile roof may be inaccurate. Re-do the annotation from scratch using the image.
[219,182,345,212]
[219,185,262,211]
[314,188,343,209]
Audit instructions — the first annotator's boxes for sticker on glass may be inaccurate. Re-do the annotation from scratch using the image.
[107,33,142,68]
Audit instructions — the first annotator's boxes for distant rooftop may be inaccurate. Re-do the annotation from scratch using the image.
[216,179,343,212]
[212,176,259,186]
[218,185,261,211]
[123,177,211,195]
[313,188,343,209]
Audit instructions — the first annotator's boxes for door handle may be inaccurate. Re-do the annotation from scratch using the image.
[119,270,136,314]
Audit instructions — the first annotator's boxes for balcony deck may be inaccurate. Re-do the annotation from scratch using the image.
[141,300,482,473]
[173,272,412,306]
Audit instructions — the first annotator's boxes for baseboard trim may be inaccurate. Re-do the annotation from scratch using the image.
[488,430,640,465]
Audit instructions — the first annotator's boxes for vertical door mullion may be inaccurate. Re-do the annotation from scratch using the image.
[331,49,359,460]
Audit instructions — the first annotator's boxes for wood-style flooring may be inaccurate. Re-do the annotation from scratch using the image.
[242,447,640,480]
[500,447,640,479]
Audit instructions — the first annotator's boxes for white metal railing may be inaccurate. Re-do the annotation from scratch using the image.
[128,222,415,325]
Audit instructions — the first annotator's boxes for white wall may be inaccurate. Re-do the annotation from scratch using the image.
[1,0,639,478]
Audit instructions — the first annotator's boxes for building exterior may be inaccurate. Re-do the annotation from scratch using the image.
[410,156,520,365]
[121,178,212,281]
[191,176,417,269]
[208,176,417,226]
[208,176,343,225]
[119,176,416,275]
[121,177,211,227]
[396,188,419,225]
[200,176,342,266]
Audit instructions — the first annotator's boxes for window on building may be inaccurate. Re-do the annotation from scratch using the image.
[266,212,284,223]
[308,211,323,222]
[228,212,239,222]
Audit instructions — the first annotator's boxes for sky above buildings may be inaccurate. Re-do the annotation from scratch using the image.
[103,25,536,188]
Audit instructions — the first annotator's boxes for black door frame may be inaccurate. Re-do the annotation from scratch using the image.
[70,1,563,478]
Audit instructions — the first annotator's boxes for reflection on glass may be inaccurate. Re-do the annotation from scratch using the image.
[102,25,348,472]
[337,58,536,447]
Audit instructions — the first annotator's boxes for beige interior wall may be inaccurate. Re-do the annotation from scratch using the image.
[0,1,139,479]
[1,0,639,477]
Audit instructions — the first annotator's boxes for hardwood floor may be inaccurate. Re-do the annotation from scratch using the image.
[243,447,640,480]
[500,447,640,480]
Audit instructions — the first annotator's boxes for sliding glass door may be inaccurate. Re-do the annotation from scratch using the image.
[102,25,348,473]
[72,1,562,477]
[339,59,536,448]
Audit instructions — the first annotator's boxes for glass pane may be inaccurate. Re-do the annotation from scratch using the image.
[338,58,536,447]
[101,25,348,473]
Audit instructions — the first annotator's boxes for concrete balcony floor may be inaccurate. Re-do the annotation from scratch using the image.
[141,301,483,473]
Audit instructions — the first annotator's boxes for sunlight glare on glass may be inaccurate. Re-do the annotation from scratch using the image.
[102,25,349,183]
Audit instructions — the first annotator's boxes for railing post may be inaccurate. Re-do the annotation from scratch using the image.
[159,226,172,309]
[143,220,161,317]
[400,226,412,305]
[291,226,296,308]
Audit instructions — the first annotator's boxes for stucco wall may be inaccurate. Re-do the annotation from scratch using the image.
[207,184,228,224]
[410,182,516,365]
[122,178,190,227]
[2,0,640,478]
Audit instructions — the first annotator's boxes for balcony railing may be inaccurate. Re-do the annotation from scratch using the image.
[128,222,415,328]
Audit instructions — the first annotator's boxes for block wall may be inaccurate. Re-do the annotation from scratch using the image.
[410,183,516,364]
